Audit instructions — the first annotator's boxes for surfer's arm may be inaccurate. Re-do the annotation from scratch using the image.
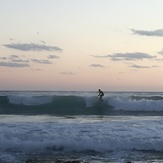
[98,93,101,97]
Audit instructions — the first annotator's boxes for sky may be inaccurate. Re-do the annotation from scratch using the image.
[1,0,163,91]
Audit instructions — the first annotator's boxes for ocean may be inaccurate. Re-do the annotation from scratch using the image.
[0,91,163,163]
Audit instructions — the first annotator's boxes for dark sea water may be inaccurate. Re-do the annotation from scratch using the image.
[0,91,163,163]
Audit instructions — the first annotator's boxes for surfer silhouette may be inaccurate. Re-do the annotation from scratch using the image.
[98,89,104,100]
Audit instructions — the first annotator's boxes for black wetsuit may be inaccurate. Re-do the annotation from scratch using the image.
[98,90,104,99]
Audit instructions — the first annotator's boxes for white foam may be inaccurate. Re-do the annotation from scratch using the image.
[1,115,163,153]
[0,154,16,163]
[108,96,163,111]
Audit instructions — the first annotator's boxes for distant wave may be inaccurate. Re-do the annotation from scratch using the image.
[0,93,163,115]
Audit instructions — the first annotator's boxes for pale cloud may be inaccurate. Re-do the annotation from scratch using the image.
[31,68,42,71]
[48,55,59,59]
[157,49,163,55]
[129,64,150,69]
[4,43,62,52]
[155,58,163,61]
[31,59,52,64]
[0,57,8,60]
[92,52,155,61]
[12,59,29,63]
[0,62,30,67]
[0,53,54,68]
[40,40,46,44]
[0,55,30,63]
[129,64,159,69]
[91,55,108,58]
[10,55,19,58]
[90,64,105,68]
[60,72,74,75]
[131,29,163,37]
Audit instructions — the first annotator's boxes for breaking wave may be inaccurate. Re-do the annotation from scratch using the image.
[0,92,163,115]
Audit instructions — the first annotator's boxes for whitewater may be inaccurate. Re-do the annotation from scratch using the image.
[0,91,163,163]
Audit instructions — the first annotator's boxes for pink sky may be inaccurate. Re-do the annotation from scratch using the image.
[1,0,163,91]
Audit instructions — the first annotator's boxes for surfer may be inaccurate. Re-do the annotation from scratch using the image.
[98,89,104,100]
